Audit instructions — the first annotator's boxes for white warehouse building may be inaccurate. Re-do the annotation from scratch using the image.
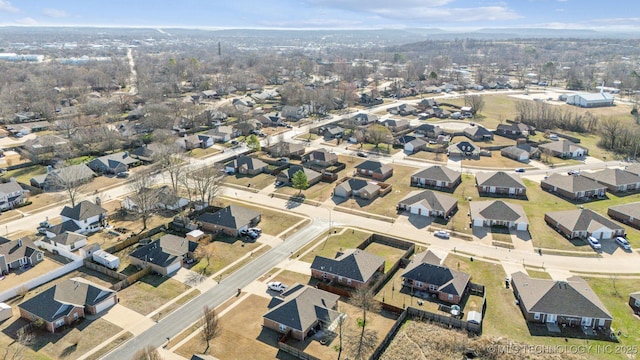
[566,92,614,108]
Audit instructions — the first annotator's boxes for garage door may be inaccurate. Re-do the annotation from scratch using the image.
[166,261,182,275]
[94,296,116,313]
[516,223,528,231]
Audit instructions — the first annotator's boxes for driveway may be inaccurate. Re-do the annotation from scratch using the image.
[102,304,156,335]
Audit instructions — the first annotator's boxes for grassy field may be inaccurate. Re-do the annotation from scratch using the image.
[408,151,448,163]
[223,172,276,190]
[2,164,46,184]
[117,274,191,315]
[363,241,407,272]
[299,228,372,263]
[526,269,553,279]
[189,146,222,158]
[151,289,201,322]
[191,237,262,277]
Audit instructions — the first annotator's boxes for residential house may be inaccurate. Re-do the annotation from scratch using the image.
[404,138,427,154]
[44,221,82,239]
[35,232,87,255]
[197,205,261,236]
[334,178,381,200]
[18,277,117,333]
[582,169,640,193]
[179,134,215,150]
[266,142,305,158]
[607,202,640,230]
[447,141,479,157]
[225,156,268,176]
[350,113,379,126]
[501,144,540,162]
[256,113,281,128]
[511,272,612,329]
[463,126,494,142]
[401,250,470,304]
[21,134,70,162]
[58,200,107,235]
[0,237,44,275]
[281,105,310,121]
[323,125,345,140]
[414,123,443,138]
[544,209,625,239]
[629,292,640,313]
[310,249,385,288]
[355,160,393,180]
[302,149,338,168]
[123,185,190,212]
[200,90,219,100]
[469,200,529,231]
[276,166,321,187]
[0,179,27,211]
[380,118,410,132]
[129,234,198,275]
[263,284,342,341]
[397,190,458,219]
[87,151,140,174]
[30,164,96,191]
[496,122,535,138]
[539,140,588,159]
[129,143,170,163]
[411,166,462,190]
[475,171,527,197]
[386,104,417,116]
[6,120,50,136]
[208,125,240,143]
[541,174,606,201]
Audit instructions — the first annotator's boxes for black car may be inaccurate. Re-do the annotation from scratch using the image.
[357,152,368,157]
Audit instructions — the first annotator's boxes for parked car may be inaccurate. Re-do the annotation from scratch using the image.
[267,281,287,292]
[247,230,259,239]
[587,236,602,250]
[249,227,262,234]
[116,171,129,178]
[615,236,631,250]
[567,170,580,175]
[515,168,525,173]
[231,140,239,145]
[434,230,451,239]
[357,151,368,157]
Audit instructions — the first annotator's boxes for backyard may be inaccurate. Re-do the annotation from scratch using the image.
[223,172,276,190]
[299,228,372,263]
[190,237,263,277]
[117,274,191,315]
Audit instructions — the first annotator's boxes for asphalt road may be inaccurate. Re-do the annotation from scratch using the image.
[102,217,329,359]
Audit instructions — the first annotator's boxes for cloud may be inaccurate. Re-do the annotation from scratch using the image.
[307,0,520,23]
[258,18,364,29]
[0,0,18,13]
[17,17,38,25]
[42,8,70,18]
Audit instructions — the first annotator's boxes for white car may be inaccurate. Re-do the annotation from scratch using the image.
[267,281,287,292]
[434,230,451,239]
[615,237,631,250]
[587,236,602,250]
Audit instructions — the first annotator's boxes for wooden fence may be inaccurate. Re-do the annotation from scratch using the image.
[277,340,321,360]
[406,306,482,334]
[103,225,166,254]
[369,309,408,360]
[111,266,151,291]
[83,260,127,280]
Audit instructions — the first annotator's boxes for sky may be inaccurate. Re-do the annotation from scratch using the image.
[0,0,639,31]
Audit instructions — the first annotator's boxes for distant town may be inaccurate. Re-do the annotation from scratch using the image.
[0,26,638,360]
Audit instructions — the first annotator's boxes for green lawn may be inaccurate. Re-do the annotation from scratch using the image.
[526,269,553,279]
[299,228,372,263]
[2,164,46,184]
[117,275,191,315]
[223,172,276,190]
[189,147,222,158]
[363,241,407,272]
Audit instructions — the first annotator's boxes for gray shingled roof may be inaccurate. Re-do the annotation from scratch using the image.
[475,171,525,189]
[227,156,268,171]
[60,200,106,221]
[582,169,640,187]
[263,284,341,333]
[129,234,198,267]
[196,205,260,230]
[310,249,384,283]
[402,251,470,296]
[464,126,493,138]
[511,271,611,320]
[355,160,393,175]
[0,238,41,263]
[281,166,321,181]
[545,209,623,233]
[336,178,377,193]
[541,174,605,193]
[398,190,458,213]
[43,231,86,246]
[303,149,338,163]
[470,200,528,223]
[608,202,640,220]
[0,180,23,195]
[412,165,461,183]
[539,139,587,154]
[18,277,115,322]
[47,220,81,236]
[630,292,640,302]
[626,164,640,176]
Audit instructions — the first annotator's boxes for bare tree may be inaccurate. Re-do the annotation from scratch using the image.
[128,172,158,230]
[186,165,226,204]
[152,143,187,193]
[2,326,32,360]
[194,245,214,276]
[52,162,95,208]
[200,305,220,353]
[599,117,623,150]
[464,95,485,116]
[365,124,392,149]
[131,345,162,360]
[348,286,381,360]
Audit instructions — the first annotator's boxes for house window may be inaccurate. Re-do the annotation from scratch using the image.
[635,299,640,307]
[73,313,78,320]
[415,281,422,288]
[448,294,454,301]
[279,324,287,332]
[534,313,541,320]
[338,276,343,282]
[55,319,64,328]
[347,279,352,285]
[36,253,43,261]
[429,284,437,291]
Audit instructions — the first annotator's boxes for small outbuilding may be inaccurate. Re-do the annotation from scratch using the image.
[0,302,12,322]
